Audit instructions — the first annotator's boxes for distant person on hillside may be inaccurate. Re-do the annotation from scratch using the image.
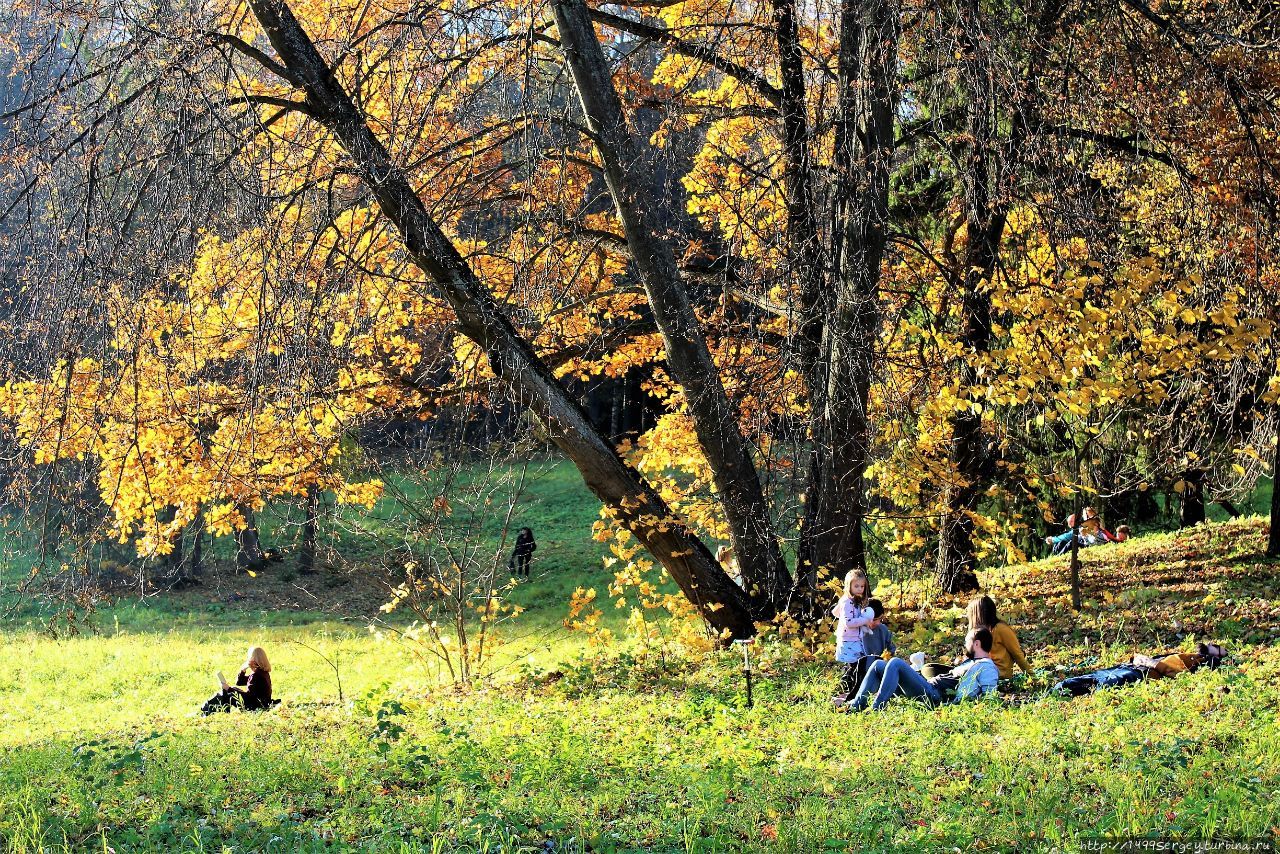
[1046,507,1100,555]
[832,569,874,702]
[201,646,273,714]
[1086,521,1130,545]
[966,596,1031,679]
[508,527,536,578]
[844,629,998,711]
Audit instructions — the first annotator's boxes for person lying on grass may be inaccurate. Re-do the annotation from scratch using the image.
[201,646,273,715]
[966,595,1031,680]
[843,629,998,712]
[1046,507,1105,554]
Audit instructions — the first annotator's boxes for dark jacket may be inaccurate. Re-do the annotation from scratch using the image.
[863,624,897,658]
[236,667,273,711]
[513,531,536,557]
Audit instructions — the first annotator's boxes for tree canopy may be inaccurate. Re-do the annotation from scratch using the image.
[0,0,1277,634]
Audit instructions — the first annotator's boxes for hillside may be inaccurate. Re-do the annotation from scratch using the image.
[2,517,1279,852]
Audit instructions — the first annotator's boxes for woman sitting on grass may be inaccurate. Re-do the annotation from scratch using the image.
[201,646,273,714]
[967,596,1031,680]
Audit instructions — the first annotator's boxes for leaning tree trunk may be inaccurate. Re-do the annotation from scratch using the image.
[550,0,792,611]
[1269,423,1280,558]
[240,0,761,636]
[1179,468,1207,528]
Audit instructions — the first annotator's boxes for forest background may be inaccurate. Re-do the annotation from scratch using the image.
[0,0,1279,849]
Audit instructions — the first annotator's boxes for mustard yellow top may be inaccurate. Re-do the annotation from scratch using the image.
[989,622,1030,679]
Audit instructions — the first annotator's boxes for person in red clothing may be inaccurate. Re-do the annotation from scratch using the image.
[201,646,274,714]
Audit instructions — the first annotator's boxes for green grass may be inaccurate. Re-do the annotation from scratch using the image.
[2,475,1280,851]
[1209,476,1274,522]
[0,459,620,635]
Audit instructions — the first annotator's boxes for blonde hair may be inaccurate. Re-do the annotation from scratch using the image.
[244,646,271,673]
[842,569,869,607]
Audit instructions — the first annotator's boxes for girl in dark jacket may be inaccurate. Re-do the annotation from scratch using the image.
[509,528,536,578]
[201,646,273,714]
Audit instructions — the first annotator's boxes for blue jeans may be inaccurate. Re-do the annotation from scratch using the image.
[848,658,941,711]
[1050,530,1077,555]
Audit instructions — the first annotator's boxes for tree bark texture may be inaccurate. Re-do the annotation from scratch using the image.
[550,0,792,610]
[243,0,762,635]
[936,0,1009,594]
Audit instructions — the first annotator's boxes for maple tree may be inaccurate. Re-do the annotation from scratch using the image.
[0,0,1276,635]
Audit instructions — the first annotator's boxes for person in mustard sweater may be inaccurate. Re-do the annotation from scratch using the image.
[966,596,1031,679]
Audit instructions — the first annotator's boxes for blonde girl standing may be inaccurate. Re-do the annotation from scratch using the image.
[833,569,874,699]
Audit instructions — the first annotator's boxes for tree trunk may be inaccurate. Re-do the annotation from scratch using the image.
[765,0,847,609]
[935,0,1008,594]
[1068,505,1083,610]
[164,509,185,583]
[761,0,836,603]
[1269,427,1280,558]
[1179,468,1206,528]
[1216,500,1242,519]
[241,0,761,636]
[235,506,266,573]
[190,509,203,578]
[794,0,898,607]
[299,491,319,575]
[937,499,982,594]
[550,0,792,611]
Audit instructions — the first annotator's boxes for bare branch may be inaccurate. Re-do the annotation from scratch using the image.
[586,8,783,107]
[208,32,304,86]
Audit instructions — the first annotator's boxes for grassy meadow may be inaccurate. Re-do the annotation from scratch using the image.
[1,464,1279,852]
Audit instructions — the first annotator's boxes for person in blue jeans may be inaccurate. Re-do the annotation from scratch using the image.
[846,629,999,711]
[1046,508,1099,555]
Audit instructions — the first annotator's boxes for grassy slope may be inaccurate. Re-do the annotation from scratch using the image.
[0,459,616,625]
[1,480,1279,851]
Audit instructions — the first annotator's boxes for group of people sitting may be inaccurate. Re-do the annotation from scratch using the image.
[1045,507,1130,555]
[832,570,1031,711]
